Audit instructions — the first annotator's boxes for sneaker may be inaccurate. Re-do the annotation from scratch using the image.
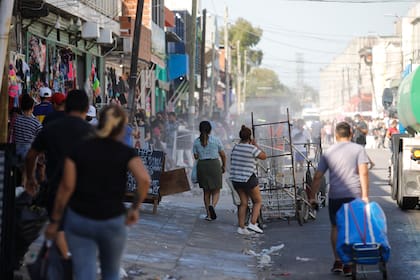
[331,260,343,273]
[204,216,213,221]
[343,264,352,277]
[247,223,264,234]
[237,227,252,235]
[209,205,217,220]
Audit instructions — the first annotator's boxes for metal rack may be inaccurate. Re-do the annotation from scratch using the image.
[251,109,310,225]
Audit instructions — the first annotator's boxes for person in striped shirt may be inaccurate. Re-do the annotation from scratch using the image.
[12,94,42,185]
[13,94,42,160]
[230,125,267,235]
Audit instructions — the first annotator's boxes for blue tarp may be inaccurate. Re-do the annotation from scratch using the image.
[336,199,390,264]
[167,54,188,80]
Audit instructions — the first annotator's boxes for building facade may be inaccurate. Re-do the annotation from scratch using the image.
[319,36,402,120]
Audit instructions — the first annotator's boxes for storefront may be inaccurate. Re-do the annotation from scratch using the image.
[20,18,104,101]
[155,65,169,112]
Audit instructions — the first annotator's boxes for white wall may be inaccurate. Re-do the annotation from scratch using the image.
[165,0,202,15]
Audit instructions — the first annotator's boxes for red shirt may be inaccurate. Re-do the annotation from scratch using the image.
[387,127,399,137]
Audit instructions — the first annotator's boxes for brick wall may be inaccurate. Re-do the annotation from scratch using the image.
[121,0,151,62]
[122,0,151,28]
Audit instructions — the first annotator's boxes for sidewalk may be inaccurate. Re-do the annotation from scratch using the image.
[121,191,261,280]
[16,188,264,280]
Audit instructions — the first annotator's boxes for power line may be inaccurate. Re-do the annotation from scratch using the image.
[277,0,417,3]
[264,56,405,65]
[224,17,405,56]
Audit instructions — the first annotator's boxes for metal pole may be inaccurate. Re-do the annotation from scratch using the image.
[128,0,144,123]
[0,0,14,143]
[243,49,247,110]
[199,9,206,116]
[236,40,241,115]
[188,0,197,127]
[209,32,215,119]
[224,6,230,115]
[251,112,255,138]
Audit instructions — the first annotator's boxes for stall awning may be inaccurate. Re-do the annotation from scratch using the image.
[167,54,188,80]
[166,31,182,43]
[165,7,175,27]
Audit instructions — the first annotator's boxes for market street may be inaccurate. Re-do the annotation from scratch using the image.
[17,148,420,280]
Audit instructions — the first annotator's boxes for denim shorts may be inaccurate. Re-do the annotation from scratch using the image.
[232,174,259,191]
[328,197,355,225]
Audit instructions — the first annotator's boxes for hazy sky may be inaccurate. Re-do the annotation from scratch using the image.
[201,0,415,90]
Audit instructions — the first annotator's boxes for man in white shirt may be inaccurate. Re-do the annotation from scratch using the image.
[292,119,311,170]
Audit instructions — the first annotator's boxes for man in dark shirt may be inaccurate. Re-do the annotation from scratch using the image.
[26,90,94,203]
[25,89,94,265]
[43,92,66,126]
[352,114,375,169]
[33,86,54,123]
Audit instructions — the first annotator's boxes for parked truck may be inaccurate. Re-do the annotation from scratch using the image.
[388,66,420,209]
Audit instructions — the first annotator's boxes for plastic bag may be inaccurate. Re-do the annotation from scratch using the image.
[27,241,50,280]
[14,191,48,269]
[336,199,390,264]
[191,161,198,184]
[27,241,73,280]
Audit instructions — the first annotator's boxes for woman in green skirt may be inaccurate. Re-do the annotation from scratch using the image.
[193,121,226,221]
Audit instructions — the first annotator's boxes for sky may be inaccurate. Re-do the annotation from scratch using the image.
[201,0,415,90]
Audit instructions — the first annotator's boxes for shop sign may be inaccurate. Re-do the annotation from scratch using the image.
[126,149,165,196]
[151,22,165,61]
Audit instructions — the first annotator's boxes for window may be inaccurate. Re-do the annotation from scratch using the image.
[152,0,163,28]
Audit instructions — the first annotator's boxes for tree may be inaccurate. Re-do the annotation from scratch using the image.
[246,68,285,98]
[223,18,263,67]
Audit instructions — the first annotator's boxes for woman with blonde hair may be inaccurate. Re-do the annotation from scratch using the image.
[45,104,151,280]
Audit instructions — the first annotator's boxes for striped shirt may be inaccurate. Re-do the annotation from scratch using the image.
[13,114,42,145]
[192,135,224,159]
[229,143,262,182]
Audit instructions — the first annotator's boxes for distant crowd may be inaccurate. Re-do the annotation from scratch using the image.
[301,115,402,151]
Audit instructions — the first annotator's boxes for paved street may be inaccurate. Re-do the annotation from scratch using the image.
[17,148,420,280]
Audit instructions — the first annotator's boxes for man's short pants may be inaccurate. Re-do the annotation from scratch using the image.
[328,197,355,225]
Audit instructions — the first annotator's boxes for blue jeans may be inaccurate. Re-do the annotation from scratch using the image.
[15,143,31,167]
[64,208,127,280]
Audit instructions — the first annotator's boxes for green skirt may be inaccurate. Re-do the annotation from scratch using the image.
[197,159,222,191]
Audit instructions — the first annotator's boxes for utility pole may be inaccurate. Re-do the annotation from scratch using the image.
[341,68,345,108]
[209,32,215,119]
[199,9,206,116]
[128,0,144,123]
[224,6,230,115]
[296,52,304,101]
[188,0,198,127]
[0,0,15,143]
[243,49,247,109]
[236,40,241,115]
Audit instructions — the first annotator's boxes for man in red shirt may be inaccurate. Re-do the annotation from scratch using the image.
[386,119,399,153]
